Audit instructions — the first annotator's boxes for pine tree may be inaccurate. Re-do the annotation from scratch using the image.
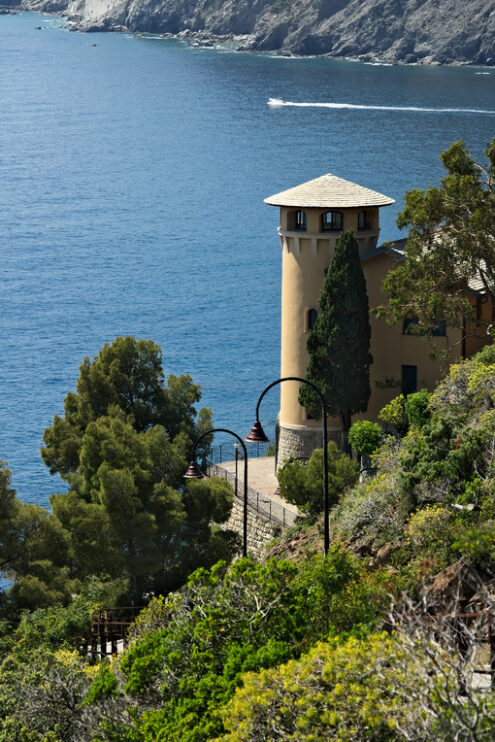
[299,231,372,448]
[41,337,235,604]
[383,139,495,336]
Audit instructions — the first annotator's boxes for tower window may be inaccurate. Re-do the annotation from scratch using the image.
[294,210,307,231]
[307,308,318,331]
[321,211,343,232]
[358,210,369,230]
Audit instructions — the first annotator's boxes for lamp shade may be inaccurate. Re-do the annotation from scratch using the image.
[183,460,204,479]
[245,420,270,443]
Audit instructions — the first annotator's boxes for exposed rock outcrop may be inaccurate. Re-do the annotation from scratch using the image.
[17,0,495,65]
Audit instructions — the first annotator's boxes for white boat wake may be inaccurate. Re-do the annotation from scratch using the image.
[267,97,495,115]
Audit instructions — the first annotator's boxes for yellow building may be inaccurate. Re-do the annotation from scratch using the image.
[265,173,466,463]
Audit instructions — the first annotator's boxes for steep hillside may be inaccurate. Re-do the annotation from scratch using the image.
[20,0,495,64]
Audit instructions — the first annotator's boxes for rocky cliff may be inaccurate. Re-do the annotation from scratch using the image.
[19,0,495,65]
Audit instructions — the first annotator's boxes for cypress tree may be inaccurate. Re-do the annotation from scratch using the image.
[299,230,372,448]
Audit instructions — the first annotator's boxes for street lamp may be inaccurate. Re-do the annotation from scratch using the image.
[184,428,249,558]
[246,377,329,556]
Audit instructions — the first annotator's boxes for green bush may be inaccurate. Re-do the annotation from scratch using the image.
[277,441,359,517]
[333,439,411,550]
[348,420,383,456]
[405,503,495,573]
[379,394,409,436]
[399,409,495,508]
[14,576,126,651]
[84,552,386,740]
[474,343,495,365]
[0,646,97,741]
[404,389,431,428]
[219,631,495,741]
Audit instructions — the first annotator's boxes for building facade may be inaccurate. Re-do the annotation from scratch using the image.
[265,173,466,464]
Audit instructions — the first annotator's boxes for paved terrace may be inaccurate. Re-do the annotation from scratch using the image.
[220,456,299,519]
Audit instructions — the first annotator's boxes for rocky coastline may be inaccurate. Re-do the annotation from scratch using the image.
[11,0,495,65]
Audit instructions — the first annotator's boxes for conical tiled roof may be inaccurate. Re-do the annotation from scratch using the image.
[265,173,395,208]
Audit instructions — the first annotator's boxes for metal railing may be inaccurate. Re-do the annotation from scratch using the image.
[206,460,297,529]
[83,606,144,658]
[207,440,270,465]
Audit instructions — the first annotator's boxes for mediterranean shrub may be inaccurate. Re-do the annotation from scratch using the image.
[278,441,358,517]
[85,552,387,740]
[348,420,383,456]
[219,630,495,741]
[333,439,411,550]
[379,394,409,436]
[404,388,432,428]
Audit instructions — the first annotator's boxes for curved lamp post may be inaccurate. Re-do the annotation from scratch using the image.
[184,428,248,558]
[246,377,329,556]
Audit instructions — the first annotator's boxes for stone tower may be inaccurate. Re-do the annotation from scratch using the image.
[264,173,394,464]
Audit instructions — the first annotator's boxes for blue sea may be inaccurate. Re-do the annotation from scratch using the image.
[1,11,495,508]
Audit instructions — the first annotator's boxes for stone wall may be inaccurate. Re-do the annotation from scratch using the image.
[221,498,282,560]
[277,423,342,466]
[277,424,321,465]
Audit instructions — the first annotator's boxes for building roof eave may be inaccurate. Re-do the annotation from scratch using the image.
[265,173,395,209]
[361,241,406,263]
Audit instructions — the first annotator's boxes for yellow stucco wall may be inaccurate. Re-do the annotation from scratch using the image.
[279,204,381,435]
[277,204,465,437]
[464,296,494,358]
[362,253,463,420]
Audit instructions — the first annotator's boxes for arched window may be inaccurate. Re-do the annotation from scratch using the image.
[307,308,318,330]
[294,210,307,231]
[358,210,368,230]
[321,211,343,232]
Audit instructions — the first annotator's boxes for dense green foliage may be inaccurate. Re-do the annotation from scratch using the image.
[220,629,495,741]
[299,231,372,443]
[0,578,124,742]
[40,336,236,603]
[3,322,495,739]
[0,461,21,575]
[105,552,384,741]
[375,389,432,439]
[0,552,388,741]
[335,347,495,573]
[0,461,76,612]
[277,441,359,517]
[404,388,432,428]
[1,337,237,611]
[378,393,409,436]
[383,138,495,336]
[348,419,384,456]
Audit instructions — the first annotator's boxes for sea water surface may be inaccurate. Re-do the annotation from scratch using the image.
[1,12,495,507]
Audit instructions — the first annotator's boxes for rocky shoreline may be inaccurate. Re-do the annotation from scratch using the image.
[11,0,495,66]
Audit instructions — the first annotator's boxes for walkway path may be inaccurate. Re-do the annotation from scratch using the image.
[220,456,299,517]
